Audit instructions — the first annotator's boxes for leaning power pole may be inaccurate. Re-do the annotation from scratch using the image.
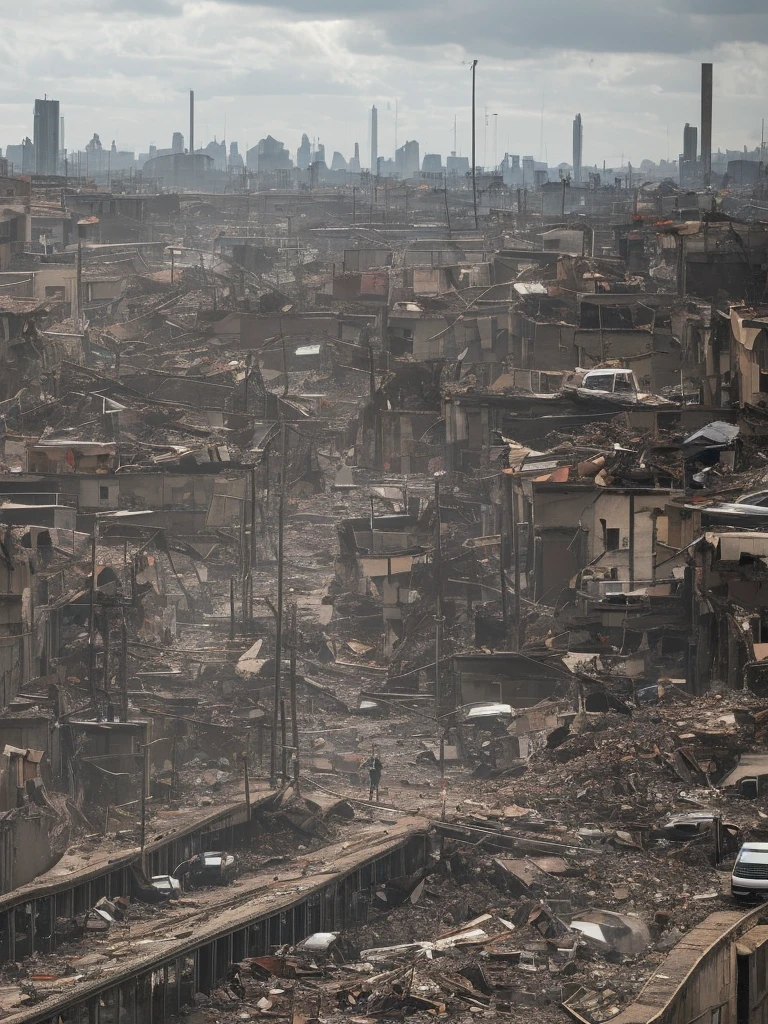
[471,59,479,230]
[270,422,287,787]
[433,472,446,811]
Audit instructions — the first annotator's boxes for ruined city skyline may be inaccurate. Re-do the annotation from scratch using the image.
[4,95,767,184]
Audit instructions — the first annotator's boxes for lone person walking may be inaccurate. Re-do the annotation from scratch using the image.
[367,753,383,802]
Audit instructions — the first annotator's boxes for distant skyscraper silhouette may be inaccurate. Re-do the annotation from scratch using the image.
[34,98,59,175]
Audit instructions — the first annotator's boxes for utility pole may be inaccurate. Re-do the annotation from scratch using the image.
[471,59,479,230]
[499,475,508,634]
[102,619,110,696]
[241,472,250,628]
[629,491,636,591]
[250,466,257,632]
[433,472,446,814]
[243,738,251,822]
[140,742,150,873]
[289,596,300,789]
[508,470,524,651]
[270,422,287,787]
[76,238,83,324]
[281,330,289,397]
[120,611,129,723]
[280,699,288,782]
[88,524,99,718]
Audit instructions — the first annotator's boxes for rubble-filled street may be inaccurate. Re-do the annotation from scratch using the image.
[4,58,768,1024]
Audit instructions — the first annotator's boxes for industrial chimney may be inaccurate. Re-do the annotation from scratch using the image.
[701,63,712,183]
[189,90,195,155]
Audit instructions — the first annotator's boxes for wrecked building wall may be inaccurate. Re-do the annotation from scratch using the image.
[117,473,246,525]
[0,533,34,707]
[388,313,506,363]
[532,485,595,601]
[390,316,452,361]
[358,409,440,473]
[443,395,496,472]
[240,314,349,347]
[531,486,674,599]
[411,266,457,297]
[37,266,79,318]
[0,718,58,789]
[205,475,248,527]
[343,249,393,273]
[729,310,768,409]
[79,478,119,510]
[575,328,653,374]
[511,314,576,371]
[453,654,561,708]
[590,491,669,585]
[0,811,56,895]
[403,244,466,267]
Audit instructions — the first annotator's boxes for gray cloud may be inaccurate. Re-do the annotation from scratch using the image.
[226,0,768,55]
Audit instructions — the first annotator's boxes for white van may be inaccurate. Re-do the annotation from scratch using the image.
[731,842,768,897]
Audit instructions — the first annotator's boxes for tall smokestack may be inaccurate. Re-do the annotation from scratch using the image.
[370,105,377,176]
[701,63,712,183]
[189,90,195,155]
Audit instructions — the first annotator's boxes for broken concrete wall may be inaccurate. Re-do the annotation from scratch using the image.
[412,266,457,296]
[0,810,57,895]
[403,243,465,267]
[343,249,393,273]
[590,491,666,585]
[241,314,348,347]
[510,311,576,370]
[115,472,246,525]
[0,717,58,791]
[531,485,594,601]
[358,409,440,473]
[453,653,561,708]
[332,272,389,303]
[0,529,35,707]
[575,328,653,375]
[532,485,675,596]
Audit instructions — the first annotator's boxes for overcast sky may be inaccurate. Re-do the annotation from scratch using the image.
[1,0,766,168]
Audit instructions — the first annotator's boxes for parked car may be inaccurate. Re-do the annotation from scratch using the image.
[731,842,768,898]
[172,851,237,887]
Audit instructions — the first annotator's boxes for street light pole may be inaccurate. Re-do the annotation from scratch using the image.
[471,59,479,230]
[433,472,446,815]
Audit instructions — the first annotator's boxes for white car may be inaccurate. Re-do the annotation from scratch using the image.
[731,842,768,897]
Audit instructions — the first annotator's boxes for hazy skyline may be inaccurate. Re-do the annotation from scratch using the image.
[1,0,766,168]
